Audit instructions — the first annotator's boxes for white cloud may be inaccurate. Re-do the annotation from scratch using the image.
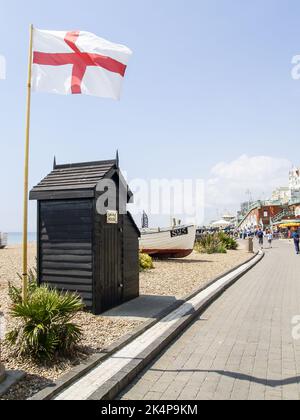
[205,155,292,215]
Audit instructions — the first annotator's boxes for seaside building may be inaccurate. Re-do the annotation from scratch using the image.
[238,167,300,230]
[289,167,300,190]
[271,187,291,204]
[269,167,300,205]
[209,213,236,230]
[222,214,236,224]
[238,164,300,230]
[289,167,300,203]
[238,201,284,230]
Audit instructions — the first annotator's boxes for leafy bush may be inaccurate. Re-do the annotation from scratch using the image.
[218,232,238,251]
[195,234,227,254]
[139,253,154,271]
[6,286,83,361]
[195,232,239,254]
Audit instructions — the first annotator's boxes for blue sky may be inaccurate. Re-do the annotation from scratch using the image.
[1,0,300,231]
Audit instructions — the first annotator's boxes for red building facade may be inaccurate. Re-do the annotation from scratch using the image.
[239,204,284,230]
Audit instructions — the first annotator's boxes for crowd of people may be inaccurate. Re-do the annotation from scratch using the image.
[239,227,300,255]
[197,226,300,255]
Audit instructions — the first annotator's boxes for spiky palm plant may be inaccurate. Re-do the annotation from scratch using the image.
[9,266,39,305]
[6,286,83,361]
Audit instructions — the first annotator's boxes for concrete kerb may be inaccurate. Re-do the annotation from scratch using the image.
[30,250,263,401]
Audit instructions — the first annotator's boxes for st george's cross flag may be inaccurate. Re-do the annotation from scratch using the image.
[31,29,132,100]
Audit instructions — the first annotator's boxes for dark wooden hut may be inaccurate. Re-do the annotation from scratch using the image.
[30,155,140,315]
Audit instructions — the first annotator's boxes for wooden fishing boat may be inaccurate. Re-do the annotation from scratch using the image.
[0,233,7,249]
[140,225,197,259]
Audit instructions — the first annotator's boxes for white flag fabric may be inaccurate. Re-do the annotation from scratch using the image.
[32,29,132,100]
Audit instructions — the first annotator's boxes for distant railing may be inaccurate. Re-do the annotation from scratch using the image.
[271,208,295,224]
[247,200,280,212]
[237,197,300,229]
[289,198,300,205]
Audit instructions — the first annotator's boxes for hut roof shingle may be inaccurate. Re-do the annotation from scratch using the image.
[30,159,124,200]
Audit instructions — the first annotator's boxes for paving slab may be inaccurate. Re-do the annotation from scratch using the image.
[52,251,262,400]
[0,370,25,398]
[102,295,180,321]
[119,240,300,401]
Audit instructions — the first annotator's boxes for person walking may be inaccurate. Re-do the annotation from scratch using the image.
[267,231,273,249]
[257,228,264,249]
[292,230,300,255]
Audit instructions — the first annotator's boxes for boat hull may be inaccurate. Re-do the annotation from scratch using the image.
[141,249,194,259]
[140,226,196,259]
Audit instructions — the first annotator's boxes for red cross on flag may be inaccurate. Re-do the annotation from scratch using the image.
[32,29,132,100]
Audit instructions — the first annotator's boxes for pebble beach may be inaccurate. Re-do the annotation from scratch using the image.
[0,242,250,400]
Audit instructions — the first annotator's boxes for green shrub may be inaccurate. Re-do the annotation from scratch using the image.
[195,232,239,255]
[6,286,84,361]
[218,232,238,251]
[216,244,228,254]
[139,253,154,271]
[195,234,227,254]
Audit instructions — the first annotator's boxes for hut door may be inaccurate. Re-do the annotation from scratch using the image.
[101,221,123,311]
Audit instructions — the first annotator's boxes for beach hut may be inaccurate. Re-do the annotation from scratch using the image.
[30,155,140,315]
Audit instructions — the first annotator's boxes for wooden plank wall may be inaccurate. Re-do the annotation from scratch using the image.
[123,214,140,301]
[39,199,94,309]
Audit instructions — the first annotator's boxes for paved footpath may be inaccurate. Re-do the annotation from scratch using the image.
[119,241,300,400]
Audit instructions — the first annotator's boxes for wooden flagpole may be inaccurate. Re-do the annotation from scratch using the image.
[22,24,34,302]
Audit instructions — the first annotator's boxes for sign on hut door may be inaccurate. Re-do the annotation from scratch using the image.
[107,210,119,225]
